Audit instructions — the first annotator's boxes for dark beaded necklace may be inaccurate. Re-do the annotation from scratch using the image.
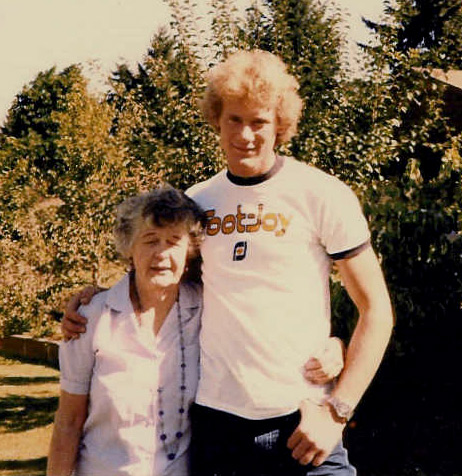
[130,271,187,462]
[156,289,187,461]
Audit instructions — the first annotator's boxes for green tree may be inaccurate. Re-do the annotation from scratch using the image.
[334,2,462,473]
[0,65,151,336]
[1,66,85,180]
[0,66,92,337]
[109,26,223,190]
[391,0,462,68]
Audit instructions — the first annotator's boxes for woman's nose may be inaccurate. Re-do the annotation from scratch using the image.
[153,242,169,257]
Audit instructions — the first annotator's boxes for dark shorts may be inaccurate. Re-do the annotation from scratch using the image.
[189,404,356,476]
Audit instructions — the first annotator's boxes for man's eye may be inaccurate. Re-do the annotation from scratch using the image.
[253,120,266,127]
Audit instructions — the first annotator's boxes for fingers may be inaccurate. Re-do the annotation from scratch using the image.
[299,448,319,466]
[304,357,322,371]
[65,316,87,331]
[61,288,95,340]
[67,286,99,308]
[286,427,302,451]
[304,338,345,384]
[287,428,314,463]
[61,314,86,341]
[304,369,333,385]
[304,358,343,384]
[312,450,328,467]
[289,400,345,469]
[80,286,100,305]
[66,293,83,315]
[287,427,326,467]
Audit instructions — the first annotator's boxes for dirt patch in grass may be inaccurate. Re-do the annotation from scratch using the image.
[0,356,59,476]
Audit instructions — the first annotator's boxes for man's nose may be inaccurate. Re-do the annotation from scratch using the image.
[240,124,254,141]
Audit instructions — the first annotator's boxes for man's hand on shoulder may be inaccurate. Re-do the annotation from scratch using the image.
[287,399,345,467]
[61,286,101,341]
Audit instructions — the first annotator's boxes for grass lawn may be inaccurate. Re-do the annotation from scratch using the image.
[0,356,59,476]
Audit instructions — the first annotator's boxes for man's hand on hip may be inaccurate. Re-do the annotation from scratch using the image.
[287,399,345,467]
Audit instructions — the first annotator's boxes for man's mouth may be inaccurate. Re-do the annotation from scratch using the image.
[232,144,257,153]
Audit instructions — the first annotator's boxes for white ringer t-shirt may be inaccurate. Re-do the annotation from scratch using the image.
[59,275,202,476]
[187,156,370,419]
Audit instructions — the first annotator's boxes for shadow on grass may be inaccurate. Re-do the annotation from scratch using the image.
[0,352,59,370]
[0,376,59,386]
[0,395,58,433]
[0,456,46,475]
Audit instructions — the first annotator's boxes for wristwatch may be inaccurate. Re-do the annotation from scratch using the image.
[325,396,354,424]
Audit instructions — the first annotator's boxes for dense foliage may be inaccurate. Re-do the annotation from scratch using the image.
[1,0,461,473]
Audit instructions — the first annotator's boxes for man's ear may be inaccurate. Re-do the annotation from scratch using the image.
[275,125,285,146]
[275,115,285,141]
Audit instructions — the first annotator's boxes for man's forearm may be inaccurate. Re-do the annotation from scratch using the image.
[332,247,394,412]
[330,306,393,411]
[286,249,394,467]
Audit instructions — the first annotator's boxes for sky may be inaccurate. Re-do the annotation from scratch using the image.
[0,0,385,125]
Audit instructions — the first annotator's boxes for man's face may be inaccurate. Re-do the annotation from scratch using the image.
[218,98,280,178]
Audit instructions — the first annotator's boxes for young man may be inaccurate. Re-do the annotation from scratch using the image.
[63,50,393,475]
[185,50,393,475]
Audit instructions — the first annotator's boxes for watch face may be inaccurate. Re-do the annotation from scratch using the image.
[329,397,353,420]
[337,401,351,418]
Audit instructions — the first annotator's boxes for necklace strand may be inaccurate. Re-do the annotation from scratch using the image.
[156,289,187,461]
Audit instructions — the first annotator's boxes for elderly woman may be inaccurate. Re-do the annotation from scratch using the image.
[47,187,206,476]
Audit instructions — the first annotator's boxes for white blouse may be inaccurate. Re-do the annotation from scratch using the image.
[59,274,202,476]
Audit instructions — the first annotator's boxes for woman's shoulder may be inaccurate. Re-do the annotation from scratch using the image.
[78,274,130,323]
[76,290,110,332]
[79,287,109,312]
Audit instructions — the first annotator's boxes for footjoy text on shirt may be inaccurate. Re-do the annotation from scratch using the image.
[205,204,292,237]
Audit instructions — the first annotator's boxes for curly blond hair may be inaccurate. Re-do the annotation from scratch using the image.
[200,50,303,144]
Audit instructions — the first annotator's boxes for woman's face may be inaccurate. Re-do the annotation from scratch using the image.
[130,222,190,290]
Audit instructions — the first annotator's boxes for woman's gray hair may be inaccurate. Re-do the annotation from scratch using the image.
[114,186,206,260]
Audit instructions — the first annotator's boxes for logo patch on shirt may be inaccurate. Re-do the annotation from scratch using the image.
[205,204,292,237]
[233,241,248,261]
